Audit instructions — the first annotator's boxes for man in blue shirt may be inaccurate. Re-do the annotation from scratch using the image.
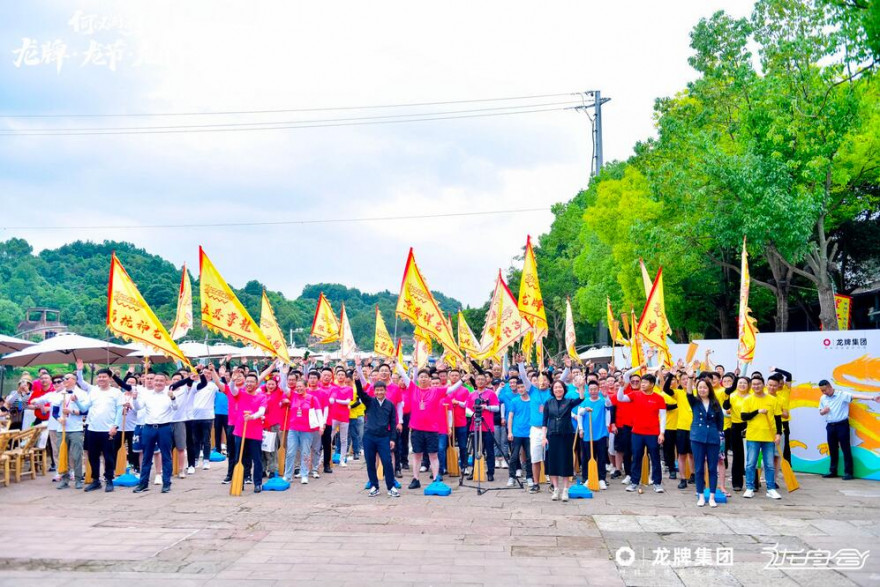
[577,380,612,490]
[520,361,550,492]
[505,377,533,489]
[818,380,879,480]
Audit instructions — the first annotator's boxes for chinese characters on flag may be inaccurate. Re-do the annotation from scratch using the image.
[737,237,758,364]
[473,271,530,361]
[374,306,395,358]
[168,263,193,341]
[310,292,341,344]
[517,235,548,358]
[106,253,191,369]
[260,290,291,363]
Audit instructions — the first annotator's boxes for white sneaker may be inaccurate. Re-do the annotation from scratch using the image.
[368,486,380,497]
[743,488,754,498]
[561,488,569,502]
[202,462,210,470]
[599,480,607,490]
[516,469,523,478]
[653,484,664,493]
[697,494,706,507]
[186,466,195,475]
[709,496,718,508]
[621,475,631,485]
[625,484,637,492]
[311,470,320,479]
[767,489,782,500]
[340,459,347,467]
[154,474,162,485]
[178,471,186,479]
[301,477,308,484]
[527,478,535,487]
[507,478,515,487]
[551,488,560,501]
[500,460,508,469]
[389,487,400,497]
[419,466,428,473]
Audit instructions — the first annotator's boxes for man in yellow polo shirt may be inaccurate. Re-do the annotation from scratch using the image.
[740,374,782,500]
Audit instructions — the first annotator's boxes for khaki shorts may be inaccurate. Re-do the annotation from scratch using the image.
[529,427,545,463]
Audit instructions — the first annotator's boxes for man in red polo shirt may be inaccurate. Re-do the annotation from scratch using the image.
[610,371,638,484]
[617,371,667,493]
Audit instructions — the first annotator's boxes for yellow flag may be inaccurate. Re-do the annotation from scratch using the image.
[413,333,429,369]
[374,306,395,358]
[198,247,276,356]
[457,310,480,355]
[518,235,548,348]
[630,307,644,369]
[639,258,653,300]
[107,253,191,369]
[260,290,291,364]
[606,297,628,346]
[737,237,758,363]
[395,249,462,360]
[564,297,581,363]
[474,272,531,361]
[310,292,340,344]
[636,267,672,365]
[169,263,193,341]
[395,337,406,367]
[339,303,357,359]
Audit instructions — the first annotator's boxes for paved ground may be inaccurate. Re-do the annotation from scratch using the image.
[0,458,878,586]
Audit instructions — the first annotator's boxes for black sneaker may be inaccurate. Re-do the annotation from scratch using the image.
[161,485,171,493]
[610,470,622,479]
[244,477,253,485]
[222,476,232,484]
[487,474,494,482]
[104,481,114,493]
[408,479,421,490]
[822,473,839,478]
[83,481,102,492]
[402,463,410,470]
[395,469,403,478]
[133,484,149,493]
[670,471,677,480]
[843,474,855,480]
[677,480,687,490]
[323,466,333,474]
[529,485,539,493]
[688,474,695,484]
[254,485,262,493]
[294,468,300,476]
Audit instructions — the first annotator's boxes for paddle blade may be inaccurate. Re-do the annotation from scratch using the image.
[539,462,547,484]
[782,459,799,492]
[85,453,93,483]
[587,458,600,491]
[640,452,649,485]
[446,445,460,476]
[473,457,487,482]
[172,449,180,476]
[58,440,69,475]
[277,445,286,478]
[230,463,245,496]
[377,458,384,479]
[115,441,127,476]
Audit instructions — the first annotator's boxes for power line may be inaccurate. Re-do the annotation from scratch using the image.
[0,100,581,134]
[0,207,550,231]
[0,105,579,137]
[0,92,582,119]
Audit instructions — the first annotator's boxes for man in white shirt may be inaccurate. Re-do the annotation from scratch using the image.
[132,372,180,493]
[818,380,879,480]
[76,360,123,493]
[30,372,88,489]
[190,366,217,470]
[169,372,195,479]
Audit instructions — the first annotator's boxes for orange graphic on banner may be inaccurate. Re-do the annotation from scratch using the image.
[198,247,276,356]
[564,297,581,364]
[107,253,191,369]
[473,271,530,361]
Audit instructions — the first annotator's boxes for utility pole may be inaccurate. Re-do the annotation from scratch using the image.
[573,90,611,179]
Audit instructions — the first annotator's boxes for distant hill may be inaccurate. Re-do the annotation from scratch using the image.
[0,238,467,350]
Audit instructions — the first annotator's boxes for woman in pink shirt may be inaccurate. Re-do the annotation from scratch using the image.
[229,373,268,493]
[329,376,353,467]
[260,377,285,480]
[282,379,320,484]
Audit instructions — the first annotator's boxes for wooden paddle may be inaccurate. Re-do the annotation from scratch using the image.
[58,395,69,475]
[445,407,460,476]
[766,411,798,492]
[230,419,248,496]
[278,405,290,478]
[586,414,600,491]
[641,449,649,485]
[115,410,128,476]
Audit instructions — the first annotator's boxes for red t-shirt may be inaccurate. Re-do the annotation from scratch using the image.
[451,387,470,427]
[628,391,667,436]
[30,381,52,421]
[330,385,353,423]
[261,388,285,429]
[612,385,638,427]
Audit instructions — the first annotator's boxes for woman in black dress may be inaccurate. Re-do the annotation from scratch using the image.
[542,378,585,501]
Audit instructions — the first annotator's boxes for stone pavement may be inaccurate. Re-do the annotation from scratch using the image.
[0,458,878,586]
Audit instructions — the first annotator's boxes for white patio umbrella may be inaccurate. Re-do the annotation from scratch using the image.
[0,332,131,367]
[0,334,33,355]
[178,341,212,358]
[108,342,174,365]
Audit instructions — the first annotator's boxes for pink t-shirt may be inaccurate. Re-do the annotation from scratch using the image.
[451,387,470,428]
[466,389,499,433]
[407,382,447,432]
[225,385,241,429]
[262,388,285,429]
[436,396,452,434]
[287,393,317,432]
[330,385,353,423]
[233,391,268,440]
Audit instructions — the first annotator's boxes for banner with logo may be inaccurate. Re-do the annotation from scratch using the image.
[613,329,880,480]
[835,294,852,330]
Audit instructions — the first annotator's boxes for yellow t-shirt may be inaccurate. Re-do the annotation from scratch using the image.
[742,393,781,442]
[661,387,678,430]
[728,390,751,424]
[673,387,693,431]
[714,386,732,430]
[776,386,791,422]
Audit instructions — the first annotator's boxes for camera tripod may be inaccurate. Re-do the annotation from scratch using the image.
[458,407,524,495]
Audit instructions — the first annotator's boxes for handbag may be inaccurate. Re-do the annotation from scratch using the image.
[261,430,277,452]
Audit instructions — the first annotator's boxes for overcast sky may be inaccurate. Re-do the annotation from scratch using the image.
[0,0,754,308]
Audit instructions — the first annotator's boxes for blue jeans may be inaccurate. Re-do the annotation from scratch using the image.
[349,416,364,456]
[494,423,509,460]
[454,426,469,472]
[138,424,172,488]
[630,433,662,485]
[746,441,777,490]
[691,440,719,494]
[437,433,448,475]
[363,433,396,490]
[284,431,313,481]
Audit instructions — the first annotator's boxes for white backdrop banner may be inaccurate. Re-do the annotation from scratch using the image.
[615,330,880,480]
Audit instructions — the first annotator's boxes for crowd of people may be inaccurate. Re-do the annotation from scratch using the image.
[6,349,878,505]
